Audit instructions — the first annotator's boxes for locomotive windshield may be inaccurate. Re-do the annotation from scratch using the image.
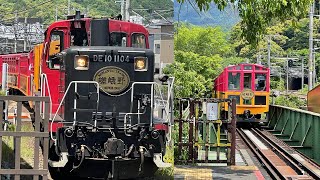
[228,72,240,90]
[110,32,127,46]
[255,73,266,91]
[132,33,146,48]
[243,73,252,89]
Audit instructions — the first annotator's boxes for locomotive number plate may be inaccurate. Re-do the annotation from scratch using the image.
[93,66,130,94]
[240,89,254,100]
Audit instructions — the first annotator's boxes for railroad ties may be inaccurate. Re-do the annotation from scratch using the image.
[237,128,320,179]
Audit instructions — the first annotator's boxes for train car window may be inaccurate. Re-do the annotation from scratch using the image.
[228,72,240,90]
[48,31,63,70]
[243,99,252,105]
[235,66,241,70]
[244,65,252,70]
[243,73,252,89]
[228,95,240,104]
[255,73,266,91]
[255,96,266,105]
[132,33,146,48]
[70,29,88,46]
[110,32,127,47]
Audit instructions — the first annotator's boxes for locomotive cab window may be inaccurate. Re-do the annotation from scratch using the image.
[255,73,266,91]
[132,33,146,48]
[110,32,127,47]
[228,72,240,90]
[243,73,252,89]
[48,31,64,70]
[70,21,88,46]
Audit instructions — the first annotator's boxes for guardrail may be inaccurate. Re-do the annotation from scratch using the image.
[0,96,50,180]
[268,105,320,164]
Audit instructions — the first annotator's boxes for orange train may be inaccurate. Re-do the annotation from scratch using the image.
[213,63,270,122]
[307,84,320,113]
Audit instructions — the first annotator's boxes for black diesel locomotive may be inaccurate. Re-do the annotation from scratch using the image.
[45,15,172,179]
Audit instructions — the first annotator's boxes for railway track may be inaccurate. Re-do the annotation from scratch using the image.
[237,128,320,180]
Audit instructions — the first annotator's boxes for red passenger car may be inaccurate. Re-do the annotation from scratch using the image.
[213,63,270,122]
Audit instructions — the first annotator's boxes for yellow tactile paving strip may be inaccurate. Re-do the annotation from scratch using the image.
[230,165,259,171]
[174,166,213,180]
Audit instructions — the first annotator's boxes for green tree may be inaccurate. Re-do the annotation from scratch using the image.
[165,25,244,98]
[0,0,173,25]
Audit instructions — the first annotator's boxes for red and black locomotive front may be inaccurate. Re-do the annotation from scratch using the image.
[48,18,170,179]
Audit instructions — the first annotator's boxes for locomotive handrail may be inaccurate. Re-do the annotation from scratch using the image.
[40,73,52,120]
[51,81,100,142]
[130,82,156,128]
[127,79,174,141]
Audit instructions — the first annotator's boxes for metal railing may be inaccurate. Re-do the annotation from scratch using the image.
[0,96,50,180]
[51,81,99,142]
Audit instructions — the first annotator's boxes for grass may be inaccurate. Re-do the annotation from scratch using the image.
[154,145,174,179]
[2,122,36,179]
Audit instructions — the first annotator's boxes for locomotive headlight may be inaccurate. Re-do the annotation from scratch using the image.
[134,57,148,71]
[74,55,89,70]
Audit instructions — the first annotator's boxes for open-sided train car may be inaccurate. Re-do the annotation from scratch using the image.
[307,84,320,113]
[213,63,270,123]
[0,11,172,179]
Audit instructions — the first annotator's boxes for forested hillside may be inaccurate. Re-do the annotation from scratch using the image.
[0,0,173,24]
[174,1,240,31]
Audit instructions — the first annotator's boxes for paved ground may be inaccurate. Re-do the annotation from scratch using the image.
[174,134,271,180]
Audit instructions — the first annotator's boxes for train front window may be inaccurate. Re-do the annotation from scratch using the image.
[132,33,146,48]
[70,21,88,46]
[255,73,266,91]
[243,73,252,89]
[228,72,240,90]
[110,32,127,47]
[48,31,63,70]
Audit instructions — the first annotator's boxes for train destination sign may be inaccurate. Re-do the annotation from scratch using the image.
[93,66,130,94]
[240,89,254,100]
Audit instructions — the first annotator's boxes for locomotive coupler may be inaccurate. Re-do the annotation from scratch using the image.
[104,138,124,157]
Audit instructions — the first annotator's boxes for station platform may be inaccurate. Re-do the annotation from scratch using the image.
[174,145,270,179]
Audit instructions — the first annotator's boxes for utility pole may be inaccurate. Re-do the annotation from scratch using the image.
[68,0,71,15]
[308,1,315,90]
[14,11,18,53]
[302,57,304,89]
[267,36,271,68]
[23,17,27,52]
[55,6,58,21]
[121,0,125,17]
[286,56,289,92]
[125,0,130,21]
[313,51,316,86]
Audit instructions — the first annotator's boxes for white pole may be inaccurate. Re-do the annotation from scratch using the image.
[125,0,130,21]
[309,1,315,90]
[2,63,8,124]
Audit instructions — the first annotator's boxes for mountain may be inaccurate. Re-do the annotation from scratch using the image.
[174,1,240,30]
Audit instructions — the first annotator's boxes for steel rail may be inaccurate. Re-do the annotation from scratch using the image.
[253,128,320,179]
[236,128,283,180]
[251,129,304,174]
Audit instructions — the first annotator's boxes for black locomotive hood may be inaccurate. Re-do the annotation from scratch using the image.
[61,46,154,128]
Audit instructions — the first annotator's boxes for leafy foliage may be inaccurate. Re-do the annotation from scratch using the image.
[274,95,306,108]
[177,0,312,44]
[165,25,244,98]
[0,0,173,25]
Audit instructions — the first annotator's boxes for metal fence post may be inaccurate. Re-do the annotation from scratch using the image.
[230,98,236,165]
